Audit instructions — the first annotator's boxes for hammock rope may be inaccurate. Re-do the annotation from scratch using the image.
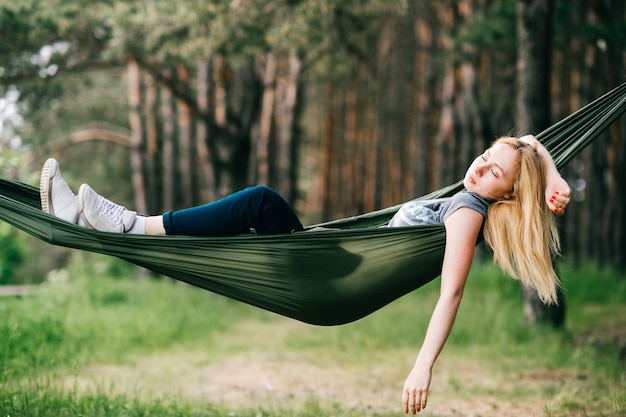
[1,82,625,325]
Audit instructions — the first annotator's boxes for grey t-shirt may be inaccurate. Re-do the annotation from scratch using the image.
[387,191,490,227]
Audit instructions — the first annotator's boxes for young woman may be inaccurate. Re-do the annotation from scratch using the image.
[40,134,570,414]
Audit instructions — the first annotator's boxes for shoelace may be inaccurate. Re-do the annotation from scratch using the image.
[97,197,125,225]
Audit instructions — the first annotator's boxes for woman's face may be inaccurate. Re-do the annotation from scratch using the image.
[463,143,520,201]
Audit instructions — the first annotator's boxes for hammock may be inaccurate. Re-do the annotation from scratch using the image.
[1,82,625,325]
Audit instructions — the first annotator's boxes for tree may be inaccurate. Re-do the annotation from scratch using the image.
[515,0,565,327]
[1,0,624,286]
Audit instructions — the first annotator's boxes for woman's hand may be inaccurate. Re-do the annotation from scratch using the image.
[402,363,432,414]
[519,134,571,215]
[545,174,571,215]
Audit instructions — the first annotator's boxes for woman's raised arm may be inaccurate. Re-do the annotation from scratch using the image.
[519,134,571,215]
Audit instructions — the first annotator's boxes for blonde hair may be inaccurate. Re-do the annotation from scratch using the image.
[482,137,561,304]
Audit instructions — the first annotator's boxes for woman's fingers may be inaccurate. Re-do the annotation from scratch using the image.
[549,191,571,215]
[402,387,409,413]
[403,389,428,414]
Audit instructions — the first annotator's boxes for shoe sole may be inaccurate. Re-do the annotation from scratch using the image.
[77,183,94,229]
[40,158,54,215]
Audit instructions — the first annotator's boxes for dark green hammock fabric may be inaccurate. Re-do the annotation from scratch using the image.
[1,82,625,325]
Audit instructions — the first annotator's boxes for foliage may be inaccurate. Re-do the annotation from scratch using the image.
[456,0,516,54]
[0,1,624,278]
[0,223,25,284]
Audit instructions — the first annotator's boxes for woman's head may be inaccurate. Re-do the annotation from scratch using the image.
[479,136,561,304]
[463,137,542,202]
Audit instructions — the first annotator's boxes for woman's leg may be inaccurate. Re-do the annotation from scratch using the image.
[78,183,303,237]
[161,185,304,236]
[145,216,166,235]
[40,159,303,237]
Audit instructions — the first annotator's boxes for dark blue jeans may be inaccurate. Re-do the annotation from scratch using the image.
[162,185,304,237]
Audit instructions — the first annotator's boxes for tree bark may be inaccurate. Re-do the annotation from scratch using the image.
[161,70,175,212]
[432,3,457,191]
[434,68,456,190]
[176,64,194,208]
[343,83,358,216]
[362,94,377,214]
[516,0,553,133]
[411,17,433,197]
[127,58,147,215]
[256,52,276,186]
[211,55,233,197]
[593,0,626,269]
[320,83,340,221]
[143,73,159,213]
[275,51,302,203]
[515,0,565,327]
[196,58,216,203]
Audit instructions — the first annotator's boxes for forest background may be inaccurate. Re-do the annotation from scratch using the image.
[0,0,625,298]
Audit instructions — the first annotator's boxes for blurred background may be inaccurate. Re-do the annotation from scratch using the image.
[1,3,625,415]
[0,0,624,290]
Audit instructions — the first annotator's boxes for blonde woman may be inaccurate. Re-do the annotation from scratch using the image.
[398,134,569,414]
[39,134,570,414]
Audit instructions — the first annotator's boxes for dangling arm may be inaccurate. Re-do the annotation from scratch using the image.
[519,134,571,215]
[401,207,483,414]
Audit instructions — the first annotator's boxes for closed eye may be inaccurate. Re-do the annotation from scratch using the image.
[482,151,500,177]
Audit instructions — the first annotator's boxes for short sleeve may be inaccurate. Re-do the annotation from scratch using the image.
[441,192,490,223]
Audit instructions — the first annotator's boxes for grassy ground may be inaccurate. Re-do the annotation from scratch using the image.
[1,252,625,417]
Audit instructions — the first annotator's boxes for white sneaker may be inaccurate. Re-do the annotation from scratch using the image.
[40,158,79,224]
[77,184,137,233]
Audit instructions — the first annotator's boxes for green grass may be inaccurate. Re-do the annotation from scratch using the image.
[1,252,625,416]
[1,258,259,378]
[1,384,347,417]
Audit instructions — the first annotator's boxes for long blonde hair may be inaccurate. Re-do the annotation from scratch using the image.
[482,137,561,304]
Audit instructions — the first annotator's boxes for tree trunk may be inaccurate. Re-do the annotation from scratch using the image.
[196,58,216,203]
[143,73,159,213]
[593,0,626,270]
[211,55,232,197]
[516,0,553,133]
[411,17,433,197]
[274,51,301,203]
[363,101,377,213]
[522,284,565,327]
[515,0,565,327]
[320,82,343,220]
[161,70,175,212]
[569,22,597,266]
[434,68,456,190]
[127,58,147,215]
[341,83,356,213]
[256,52,276,186]
[176,64,194,208]
[374,18,394,210]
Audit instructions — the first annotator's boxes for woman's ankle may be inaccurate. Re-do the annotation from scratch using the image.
[145,216,166,235]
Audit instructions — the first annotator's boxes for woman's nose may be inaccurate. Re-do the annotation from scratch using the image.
[475,163,487,175]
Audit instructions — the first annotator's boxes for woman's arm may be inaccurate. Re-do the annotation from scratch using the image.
[402,207,483,414]
[519,134,571,215]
